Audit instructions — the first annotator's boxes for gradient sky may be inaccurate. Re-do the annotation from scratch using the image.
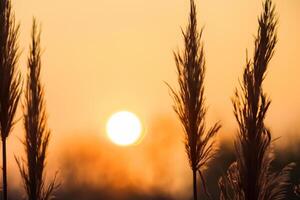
[5,0,300,198]
[12,0,300,137]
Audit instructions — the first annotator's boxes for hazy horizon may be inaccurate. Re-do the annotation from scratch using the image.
[1,0,300,199]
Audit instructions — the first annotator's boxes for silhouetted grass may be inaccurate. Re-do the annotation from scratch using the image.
[0,0,21,199]
[16,19,58,200]
[219,1,294,200]
[168,0,221,199]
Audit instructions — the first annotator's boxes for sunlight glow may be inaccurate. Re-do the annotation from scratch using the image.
[106,111,142,146]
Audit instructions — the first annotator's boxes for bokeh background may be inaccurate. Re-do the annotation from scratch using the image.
[4,0,300,199]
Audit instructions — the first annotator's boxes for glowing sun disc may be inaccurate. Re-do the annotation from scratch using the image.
[106,111,142,146]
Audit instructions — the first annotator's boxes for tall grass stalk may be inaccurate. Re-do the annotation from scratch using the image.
[0,0,21,199]
[219,1,294,199]
[168,0,221,199]
[16,19,58,200]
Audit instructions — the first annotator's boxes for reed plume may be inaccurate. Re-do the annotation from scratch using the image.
[168,0,221,199]
[0,0,21,199]
[219,1,294,199]
[16,19,58,200]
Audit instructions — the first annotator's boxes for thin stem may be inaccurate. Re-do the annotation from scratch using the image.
[2,138,7,200]
[193,169,197,200]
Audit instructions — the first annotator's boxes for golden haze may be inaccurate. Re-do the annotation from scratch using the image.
[3,0,300,198]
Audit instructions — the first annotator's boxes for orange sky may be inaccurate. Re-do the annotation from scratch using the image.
[4,0,300,197]
[12,0,300,137]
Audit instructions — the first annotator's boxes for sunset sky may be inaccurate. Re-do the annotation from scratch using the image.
[5,0,300,199]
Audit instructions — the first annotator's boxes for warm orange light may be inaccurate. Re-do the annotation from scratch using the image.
[106,111,142,146]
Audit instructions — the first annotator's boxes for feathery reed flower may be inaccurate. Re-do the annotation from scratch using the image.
[16,19,58,200]
[168,1,221,199]
[219,1,294,199]
[0,0,21,199]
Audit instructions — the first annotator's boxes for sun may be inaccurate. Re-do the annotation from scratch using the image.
[106,111,143,146]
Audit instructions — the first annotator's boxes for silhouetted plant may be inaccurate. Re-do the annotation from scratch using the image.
[167,0,221,199]
[16,19,58,200]
[0,0,21,199]
[219,1,294,199]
